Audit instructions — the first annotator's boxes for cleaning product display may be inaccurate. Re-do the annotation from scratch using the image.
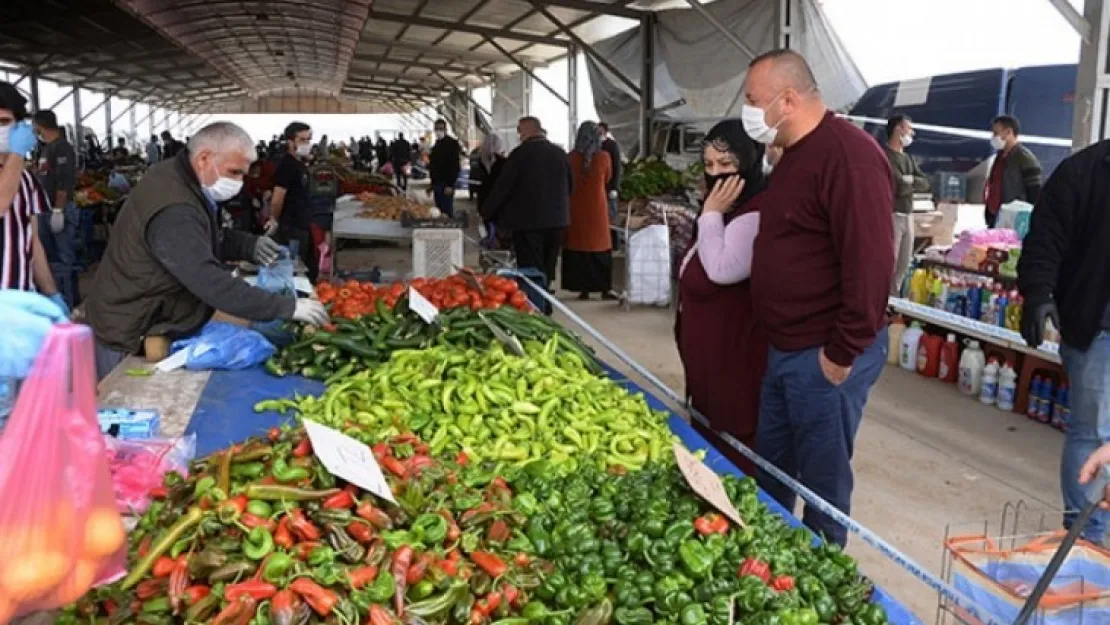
[958,341,986,397]
[979,361,1000,406]
[898,323,923,372]
[937,334,959,384]
[996,363,1017,412]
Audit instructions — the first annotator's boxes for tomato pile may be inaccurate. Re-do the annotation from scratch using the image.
[317,273,530,320]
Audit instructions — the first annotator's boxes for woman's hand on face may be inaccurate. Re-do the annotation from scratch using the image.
[702,176,744,214]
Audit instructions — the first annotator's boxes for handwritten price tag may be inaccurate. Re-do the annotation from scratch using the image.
[304,419,396,503]
[673,443,745,528]
[408,286,439,324]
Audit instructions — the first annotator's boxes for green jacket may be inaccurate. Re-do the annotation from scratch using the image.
[994,143,1043,207]
[884,146,931,214]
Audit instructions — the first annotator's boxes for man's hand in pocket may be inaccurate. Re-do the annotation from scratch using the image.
[819,348,851,386]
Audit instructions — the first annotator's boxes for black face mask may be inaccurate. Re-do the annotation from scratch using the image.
[703,172,740,196]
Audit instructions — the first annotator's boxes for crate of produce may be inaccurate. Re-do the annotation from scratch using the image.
[413,228,464,278]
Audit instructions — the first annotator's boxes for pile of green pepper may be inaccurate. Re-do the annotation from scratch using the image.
[260,339,677,474]
[509,462,890,625]
[265,301,600,380]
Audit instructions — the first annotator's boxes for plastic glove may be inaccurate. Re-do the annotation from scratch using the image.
[47,292,70,317]
[50,209,65,234]
[0,290,67,378]
[477,222,488,239]
[292,298,329,327]
[253,236,282,266]
[1021,298,1060,347]
[608,190,618,200]
[7,122,37,156]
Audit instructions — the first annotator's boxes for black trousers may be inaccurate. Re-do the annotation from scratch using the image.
[984,207,999,228]
[394,168,408,190]
[512,228,564,288]
[276,225,318,283]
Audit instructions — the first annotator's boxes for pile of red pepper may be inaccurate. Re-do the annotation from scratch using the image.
[60,428,557,625]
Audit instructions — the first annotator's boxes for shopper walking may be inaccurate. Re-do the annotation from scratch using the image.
[428,119,462,218]
[390,132,411,190]
[480,117,572,288]
[473,134,507,219]
[598,122,622,227]
[266,121,318,282]
[30,109,80,301]
[86,122,326,380]
[884,115,930,296]
[562,121,614,299]
[676,120,769,477]
[160,130,183,160]
[1018,139,1110,542]
[745,50,894,546]
[146,135,162,164]
[984,114,1042,228]
[375,134,389,171]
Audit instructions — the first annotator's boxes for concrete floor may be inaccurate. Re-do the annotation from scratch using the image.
[333,193,1063,622]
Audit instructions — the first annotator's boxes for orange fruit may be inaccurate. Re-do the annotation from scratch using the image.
[1,550,68,601]
[82,508,125,559]
[51,558,99,605]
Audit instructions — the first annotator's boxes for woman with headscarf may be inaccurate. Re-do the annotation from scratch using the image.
[562,121,613,299]
[675,120,769,475]
[474,134,508,249]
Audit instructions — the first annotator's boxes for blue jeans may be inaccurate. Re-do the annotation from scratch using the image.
[756,326,889,546]
[433,184,455,218]
[1060,332,1110,541]
[38,203,79,267]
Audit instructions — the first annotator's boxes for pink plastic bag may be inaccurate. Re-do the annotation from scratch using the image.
[0,324,126,622]
[105,435,195,514]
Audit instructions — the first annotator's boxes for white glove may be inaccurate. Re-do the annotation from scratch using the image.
[477,223,488,238]
[292,299,329,327]
[50,209,65,234]
[608,190,618,200]
[253,236,282,266]
[263,218,279,236]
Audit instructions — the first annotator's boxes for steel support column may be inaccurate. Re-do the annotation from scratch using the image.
[29,73,40,112]
[73,87,83,167]
[776,0,797,49]
[1072,0,1110,148]
[105,97,113,147]
[568,43,579,145]
[1049,0,1092,40]
[638,13,656,157]
[130,106,137,145]
[685,0,756,58]
[522,72,533,118]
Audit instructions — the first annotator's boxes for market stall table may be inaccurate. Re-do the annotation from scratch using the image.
[98,360,923,625]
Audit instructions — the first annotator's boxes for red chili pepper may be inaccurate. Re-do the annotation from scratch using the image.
[694,513,730,536]
[135,577,169,600]
[391,545,414,615]
[474,591,502,616]
[225,581,278,602]
[436,557,459,576]
[455,451,469,466]
[183,585,211,607]
[406,455,435,475]
[770,575,795,592]
[470,551,507,578]
[103,599,118,616]
[288,509,321,541]
[346,521,375,544]
[438,509,461,542]
[274,516,294,549]
[292,541,322,560]
[489,476,511,494]
[270,589,299,625]
[738,558,772,584]
[356,501,394,529]
[292,438,313,458]
[513,552,530,567]
[371,442,390,459]
[381,456,408,479]
[348,565,379,589]
[460,502,498,525]
[487,520,511,543]
[149,486,169,499]
[322,490,356,510]
[168,556,190,614]
[211,595,257,625]
[241,513,276,532]
[228,494,249,514]
[406,553,432,584]
[501,584,520,607]
[290,577,338,616]
[267,427,282,442]
[369,604,400,625]
[152,555,178,578]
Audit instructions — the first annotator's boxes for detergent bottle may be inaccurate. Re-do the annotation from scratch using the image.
[1052,384,1070,431]
[900,322,924,371]
[887,315,906,365]
[909,268,928,303]
[958,341,986,396]
[980,360,1000,405]
[994,291,1009,328]
[938,334,960,383]
[917,333,943,377]
[967,282,982,320]
[996,363,1017,411]
[1005,293,1023,332]
[1037,378,1055,424]
[1027,376,1044,419]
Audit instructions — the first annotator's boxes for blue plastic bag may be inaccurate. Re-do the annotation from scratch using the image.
[171,322,275,370]
[251,247,297,345]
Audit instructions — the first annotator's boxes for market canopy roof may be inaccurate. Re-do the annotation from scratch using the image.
[0,0,646,114]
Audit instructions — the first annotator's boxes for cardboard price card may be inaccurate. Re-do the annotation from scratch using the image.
[304,419,396,503]
[673,443,746,528]
[408,286,440,324]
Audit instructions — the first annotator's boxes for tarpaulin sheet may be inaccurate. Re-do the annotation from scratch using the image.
[187,362,921,625]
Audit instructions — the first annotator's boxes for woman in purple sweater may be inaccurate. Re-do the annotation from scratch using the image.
[675,120,769,476]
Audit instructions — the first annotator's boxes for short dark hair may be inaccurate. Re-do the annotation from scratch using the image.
[434,119,447,129]
[33,109,59,130]
[284,121,310,141]
[991,114,1021,136]
[0,81,29,120]
[161,130,173,140]
[598,122,609,132]
[886,114,911,138]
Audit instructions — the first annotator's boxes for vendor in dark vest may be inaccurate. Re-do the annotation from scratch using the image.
[85,122,329,380]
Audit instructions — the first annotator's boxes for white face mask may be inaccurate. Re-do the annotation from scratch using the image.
[900,133,914,148]
[435,130,446,140]
[204,161,243,202]
[741,94,785,145]
[989,135,1006,151]
[0,126,10,153]
[296,142,312,157]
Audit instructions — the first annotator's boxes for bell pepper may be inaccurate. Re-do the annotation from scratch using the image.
[292,437,312,457]
[576,599,613,625]
[270,589,299,625]
[778,607,819,625]
[739,557,772,584]
[243,526,274,560]
[272,516,294,549]
[614,606,653,625]
[412,513,449,544]
[854,603,886,625]
[736,576,770,613]
[262,552,295,582]
[307,545,336,566]
[290,577,339,616]
[664,520,695,547]
[771,575,795,592]
[707,595,732,625]
[813,594,838,623]
[362,570,395,604]
[679,603,708,625]
[678,539,713,579]
[225,580,278,602]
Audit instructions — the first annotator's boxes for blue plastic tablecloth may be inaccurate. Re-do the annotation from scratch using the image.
[187,365,922,625]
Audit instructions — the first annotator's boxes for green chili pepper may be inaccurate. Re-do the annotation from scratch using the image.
[262,552,294,582]
[411,513,449,544]
[243,526,273,560]
[142,598,171,614]
[271,457,310,483]
[307,545,335,566]
[231,462,267,480]
[364,570,395,603]
[193,476,216,498]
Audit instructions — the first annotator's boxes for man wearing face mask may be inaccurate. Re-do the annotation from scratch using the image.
[85,122,327,380]
[885,115,930,296]
[984,115,1042,228]
[427,119,462,218]
[267,122,317,281]
[744,50,894,547]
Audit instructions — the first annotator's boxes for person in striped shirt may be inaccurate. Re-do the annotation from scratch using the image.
[0,81,65,311]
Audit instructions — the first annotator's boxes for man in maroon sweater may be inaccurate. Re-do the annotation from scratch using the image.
[745,50,894,546]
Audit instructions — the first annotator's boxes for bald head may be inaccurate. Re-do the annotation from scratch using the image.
[743,49,826,147]
[748,49,817,94]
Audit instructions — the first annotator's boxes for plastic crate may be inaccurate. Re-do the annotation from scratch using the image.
[401,210,470,229]
[412,229,464,278]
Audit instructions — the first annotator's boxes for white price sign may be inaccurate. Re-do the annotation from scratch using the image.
[408,286,440,324]
[304,419,396,503]
[673,443,746,528]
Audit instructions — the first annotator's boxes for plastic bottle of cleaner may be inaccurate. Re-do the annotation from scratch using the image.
[967,283,982,320]
[887,315,906,365]
[1027,376,1043,419]
[995,291,1009,328]
[900,322,924,371]
[996,363,1017,411]
[909,268,928,303]
[958,341,986,396]
[980,360,1000,405]
[1037,378,1055,424]
[1052,383,1069,430]
[1005,293,1023,332]
[917,333,943,377]
[938,334,960,383]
